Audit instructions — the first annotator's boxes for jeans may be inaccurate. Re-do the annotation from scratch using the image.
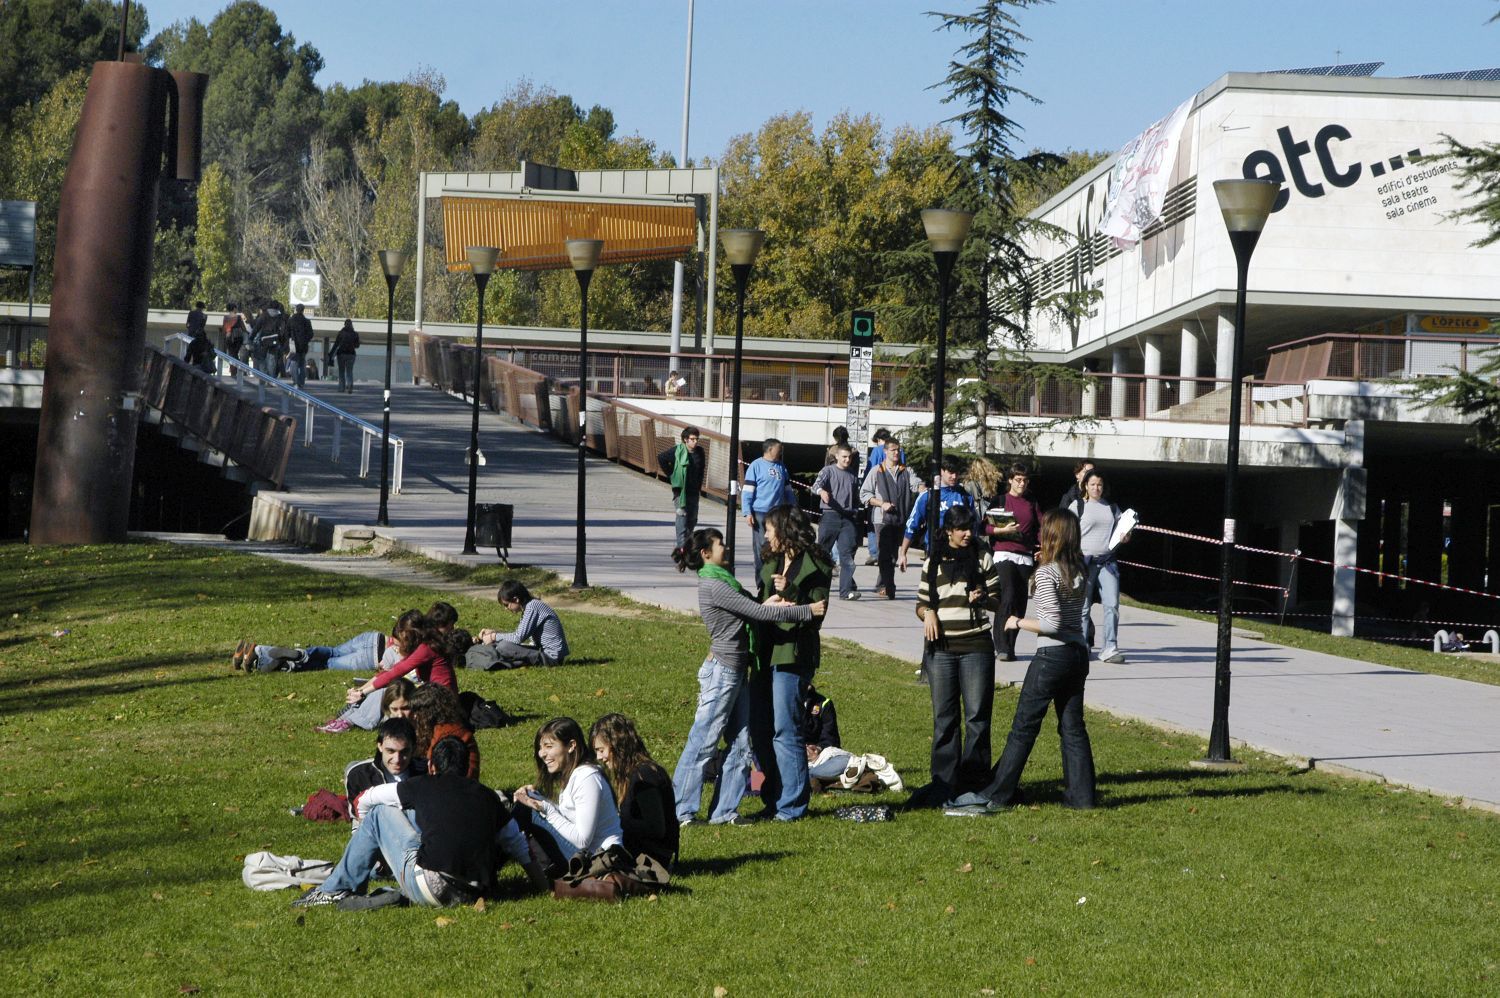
[345,687,387,730]
[672,657,753,824]
[747,512,767,578]
[749,667,811,820]
[818,511,858,596]
[992,560,1032,659]
[1083,558,1120,652]
[337,354,356,392]
[981,643,1096,808]
[292,630,384,672]
[674,493,700,550]
[289,353,306,388]
[318,802,431,903]
[927,641,996,798]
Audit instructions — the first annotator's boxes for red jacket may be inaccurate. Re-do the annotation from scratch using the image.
[369,642,455,691]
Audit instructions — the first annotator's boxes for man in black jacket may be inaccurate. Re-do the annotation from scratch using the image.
[287,303,315,387]
[657,425,705,550]
[294,737,539,908]
[344,717,416,830]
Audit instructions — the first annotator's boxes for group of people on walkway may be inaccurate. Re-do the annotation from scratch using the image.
[183,300,362,392]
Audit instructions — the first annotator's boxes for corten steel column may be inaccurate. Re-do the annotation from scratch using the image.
[720,229,764,572]
[566,239,603,589]
[31,62,205,544]
[1199,178,1278,769]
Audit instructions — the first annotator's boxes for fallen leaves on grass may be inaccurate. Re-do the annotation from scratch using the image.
[957,862,973,874]
[473,898,486,913]
[713,987,729,998]
[435,916,454,927]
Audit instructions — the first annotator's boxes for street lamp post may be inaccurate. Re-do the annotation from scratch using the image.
[566,238,604,589]
[462,245,500,556]
[1198,178,1279,768]
[376,249,406,527]
[720,228,765,572]
[920,208,972,557]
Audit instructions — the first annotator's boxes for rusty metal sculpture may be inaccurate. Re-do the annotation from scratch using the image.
[29,60,206,544]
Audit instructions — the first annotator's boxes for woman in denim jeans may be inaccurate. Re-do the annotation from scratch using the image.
[915,505,1002,807]
[947,509,1097,815]
[670,528,826,826]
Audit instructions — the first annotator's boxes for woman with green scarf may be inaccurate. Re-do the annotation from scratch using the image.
[751,507,832,821]
[671,527,827,826]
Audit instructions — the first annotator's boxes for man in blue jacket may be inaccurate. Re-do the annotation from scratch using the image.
[741,437,794,577]
[898,453,973,572]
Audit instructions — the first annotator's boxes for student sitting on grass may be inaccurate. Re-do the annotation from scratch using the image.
[590,713,678,871]
[329,616,466,735]
[466,581,570,669]
[800,684,904,794]
[408,682,480,780]
[345,717,417,832]
[292,736,532,910]
[511,717,623,880]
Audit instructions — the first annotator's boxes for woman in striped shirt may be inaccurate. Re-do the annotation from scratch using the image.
[947,508,1097,814]
[915,504,1003,806]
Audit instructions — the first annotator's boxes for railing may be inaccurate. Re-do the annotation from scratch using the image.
[139,347,296,486]
[1265,332,1500,382]
[219,349,404,493]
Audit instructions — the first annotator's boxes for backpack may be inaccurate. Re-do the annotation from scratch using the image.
[241,851,335,891]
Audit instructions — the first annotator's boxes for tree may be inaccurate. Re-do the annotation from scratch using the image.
[0,0,146,129]
[296,137,371,316]
[880,1,1092,458]
[0,68,90,302]
[194,161,234,306]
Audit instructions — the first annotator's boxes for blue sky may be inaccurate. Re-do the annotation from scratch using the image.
[141,1,1500,160]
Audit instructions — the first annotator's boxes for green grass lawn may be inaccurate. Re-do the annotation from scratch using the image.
[1124,595,1500,688]
[3,542,1498,995]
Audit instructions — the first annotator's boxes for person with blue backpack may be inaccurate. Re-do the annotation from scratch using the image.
[898,453,974,573]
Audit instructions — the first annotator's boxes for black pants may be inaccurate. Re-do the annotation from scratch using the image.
[876,519,904,594]
[982,643,1096,809]
[991,559,1032,659]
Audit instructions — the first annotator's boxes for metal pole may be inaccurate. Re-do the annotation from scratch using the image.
[723,263,750,570]
[573,269,594,588]
[1205,235,1257,764]
[377,275,396,526]
[668,0,695,367]
[462,274,490,555]
[928,252,956,557]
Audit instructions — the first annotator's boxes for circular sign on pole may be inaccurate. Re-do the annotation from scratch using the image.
[289,273,321,308]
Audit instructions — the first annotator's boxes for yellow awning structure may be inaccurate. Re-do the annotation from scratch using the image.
[441,196,697,272]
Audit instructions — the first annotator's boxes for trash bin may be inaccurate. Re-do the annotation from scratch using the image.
[475,502,513,564]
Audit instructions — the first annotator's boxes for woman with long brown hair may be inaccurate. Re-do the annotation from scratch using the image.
[946,508,1097,814]
[590,714,677,869]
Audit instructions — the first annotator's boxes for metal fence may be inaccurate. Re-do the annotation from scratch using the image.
[1266,332,1499,381]
[140,347,296,487]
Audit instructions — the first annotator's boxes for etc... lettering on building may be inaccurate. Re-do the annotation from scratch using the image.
[1241,124,1455,219]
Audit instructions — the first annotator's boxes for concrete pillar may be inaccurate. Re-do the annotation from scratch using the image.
[1215,307,1235,389]
[1279,520,1301,610]
[1332,516,1358,637]
[1143,334,1163,414]
[1080,364,1098,417]
[1110,347,1129,420]
[1180,324,1200,403]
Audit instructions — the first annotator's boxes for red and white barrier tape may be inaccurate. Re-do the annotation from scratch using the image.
[1133,523,1500,602]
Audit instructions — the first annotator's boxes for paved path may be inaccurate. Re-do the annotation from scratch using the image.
[236,378,1500,811]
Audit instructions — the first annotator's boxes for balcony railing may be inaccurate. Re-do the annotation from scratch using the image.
[1265,331,1499,382]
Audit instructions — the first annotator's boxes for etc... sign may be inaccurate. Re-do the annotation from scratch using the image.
[1240,123,1455,217]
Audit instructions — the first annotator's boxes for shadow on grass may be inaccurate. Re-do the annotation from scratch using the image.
[0,666,226,715]
[672,849,794,879]
[0,651,201,695]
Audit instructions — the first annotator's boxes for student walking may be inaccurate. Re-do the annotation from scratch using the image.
[331,318,359,393]
[860,436,920,599]
[658,425,706,550]
[986,463,1042,662]
[813,444,863,599]
[741,438,794,578]
[1067,469,1131,663]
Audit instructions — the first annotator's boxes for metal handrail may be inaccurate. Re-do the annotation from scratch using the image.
[217,349,404,493]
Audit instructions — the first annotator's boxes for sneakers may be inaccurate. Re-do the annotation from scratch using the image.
[337,888,407,911]
[1100,648,1127,664]
[719,810,771,826]
[873,587,891,599]
[678,817,698,828]
[863,754,905,793]
[841,591,861,601]
[315,717,352,734]
[290,887,353,908]
[943,793,1002,817]
[231,638,254,671]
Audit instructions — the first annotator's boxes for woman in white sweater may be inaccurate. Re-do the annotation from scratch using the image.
[512,717,623,876]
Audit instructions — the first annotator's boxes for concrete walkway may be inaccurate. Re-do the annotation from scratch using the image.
[239,377,1500,811]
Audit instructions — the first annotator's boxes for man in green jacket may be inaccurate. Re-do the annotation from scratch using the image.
[657,425,705,550]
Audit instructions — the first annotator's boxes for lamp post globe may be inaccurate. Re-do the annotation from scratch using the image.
[720,228,765,572]
[567,238,604,588]
[462,245,500,556]
[1197,178,1278,769]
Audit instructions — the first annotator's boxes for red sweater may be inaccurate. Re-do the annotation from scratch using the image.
[369,642,456,691]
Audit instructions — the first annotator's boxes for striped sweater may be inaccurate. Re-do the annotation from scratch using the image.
[1030,562,1088,649]
[916,547,1002,652]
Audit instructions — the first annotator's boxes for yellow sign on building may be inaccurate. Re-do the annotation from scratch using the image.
[1415,314,1494,334]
